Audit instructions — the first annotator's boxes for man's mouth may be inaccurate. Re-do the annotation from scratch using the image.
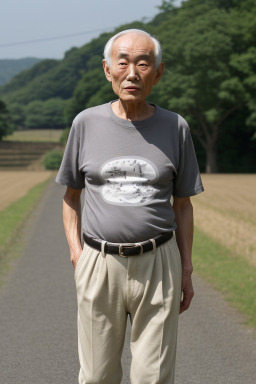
[124,86,140,92]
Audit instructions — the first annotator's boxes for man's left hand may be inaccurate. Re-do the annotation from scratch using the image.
[180,268,194,314]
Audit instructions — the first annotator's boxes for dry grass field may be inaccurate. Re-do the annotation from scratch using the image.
[192,174,256,267]
[0,171,53,211]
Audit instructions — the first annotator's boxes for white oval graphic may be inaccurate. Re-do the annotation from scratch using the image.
[100,157,158,206]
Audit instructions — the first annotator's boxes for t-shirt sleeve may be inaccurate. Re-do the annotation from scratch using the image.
[173,117,204,198]
[55,121,85,190]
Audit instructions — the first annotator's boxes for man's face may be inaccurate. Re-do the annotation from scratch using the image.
[103,33,163,104]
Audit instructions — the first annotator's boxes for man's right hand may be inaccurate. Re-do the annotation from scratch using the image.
[71,249,83,270]
[63,187,83,270]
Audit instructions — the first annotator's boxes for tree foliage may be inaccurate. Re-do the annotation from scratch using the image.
[65,68,115,125]
[0,58,42,86]
[0,100,13,140]
[149,0,256,172]
[7,103,26,130]
[25,98,66,129]
[0,59,58,95]
[156,0,177,12]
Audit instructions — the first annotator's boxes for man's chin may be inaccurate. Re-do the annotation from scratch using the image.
[118,94,145,103]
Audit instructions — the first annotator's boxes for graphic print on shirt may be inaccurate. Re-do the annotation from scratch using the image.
[99,157,159,206]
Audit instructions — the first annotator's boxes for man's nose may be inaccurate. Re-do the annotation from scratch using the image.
[126,65,139,81]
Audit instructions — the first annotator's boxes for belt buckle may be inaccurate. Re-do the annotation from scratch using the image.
[119,243,143,257]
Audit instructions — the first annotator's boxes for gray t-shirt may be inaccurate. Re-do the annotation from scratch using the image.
[56,102,204,243]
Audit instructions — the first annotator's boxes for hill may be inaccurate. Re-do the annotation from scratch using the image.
[0,58,42,86]
[0,25,145,105]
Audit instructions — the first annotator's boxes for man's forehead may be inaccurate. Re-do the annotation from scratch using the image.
[117,48,152,57]
[112,33,155,56]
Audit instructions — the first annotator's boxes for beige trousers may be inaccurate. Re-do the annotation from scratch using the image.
[74,236,182,384]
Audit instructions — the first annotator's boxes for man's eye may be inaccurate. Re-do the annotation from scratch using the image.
[139,63,148,67]
[119,62,127,66]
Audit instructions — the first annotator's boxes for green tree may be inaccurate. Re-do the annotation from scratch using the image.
[0,34,112,106]
[8,103,26,130]
[157,0,177,12]
[42,98,66,129]
[24,100,44,128]
[0,100,13,140]
[151,0,256,172]
[0,59,58,94]
[24,98,66,129]
[66,68,116,125]
[87,82,116,108]
[65,68,106,125]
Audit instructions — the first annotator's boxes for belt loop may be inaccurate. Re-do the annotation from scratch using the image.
[101,241,107,257]
[150,238,156,254]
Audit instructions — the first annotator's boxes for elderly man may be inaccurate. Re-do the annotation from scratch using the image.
[56,29,203,384]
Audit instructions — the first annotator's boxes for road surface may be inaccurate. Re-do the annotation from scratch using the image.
[0,181,255,384]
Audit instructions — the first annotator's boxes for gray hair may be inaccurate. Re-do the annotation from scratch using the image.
[103,29,162,69]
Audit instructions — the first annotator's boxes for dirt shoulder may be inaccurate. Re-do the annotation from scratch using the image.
[0,170,54,211]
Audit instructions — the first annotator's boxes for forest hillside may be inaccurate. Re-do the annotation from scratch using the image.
[0,58,42,86]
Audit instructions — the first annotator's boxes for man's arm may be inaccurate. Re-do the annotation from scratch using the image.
[173,196,194,314]
[63,186,83,269]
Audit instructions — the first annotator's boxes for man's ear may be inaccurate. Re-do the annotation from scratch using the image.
[154,62,165,85]
[103,60,112,82]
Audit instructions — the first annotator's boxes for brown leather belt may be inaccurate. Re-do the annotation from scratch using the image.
[83,232,173,257]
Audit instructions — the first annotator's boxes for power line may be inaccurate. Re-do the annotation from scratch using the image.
[0,27,114,48]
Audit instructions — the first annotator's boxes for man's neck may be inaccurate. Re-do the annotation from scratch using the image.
[111,99,155,121]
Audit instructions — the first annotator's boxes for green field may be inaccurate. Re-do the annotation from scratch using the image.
[193,227,256,328]
[3,129,63,143]
[0,133,62,169]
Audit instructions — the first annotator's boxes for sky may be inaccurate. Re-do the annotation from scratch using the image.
[0,0,180,59]
[0,0,183,60]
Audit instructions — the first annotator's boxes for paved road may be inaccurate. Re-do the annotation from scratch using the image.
[0,181,255,384]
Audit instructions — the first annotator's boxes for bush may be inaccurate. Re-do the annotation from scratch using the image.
[59,127,70,145]
[43,149,63,170]
[0,100,14,140]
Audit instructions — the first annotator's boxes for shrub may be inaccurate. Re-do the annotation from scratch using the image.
[59,127,70,145]
[43,149,63,170]
[0,100,14,140]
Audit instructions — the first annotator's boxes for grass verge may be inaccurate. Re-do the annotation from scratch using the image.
[0,178,52,284]
[193,227,256,328]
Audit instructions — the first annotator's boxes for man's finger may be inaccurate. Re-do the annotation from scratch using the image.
[179,290,194,314]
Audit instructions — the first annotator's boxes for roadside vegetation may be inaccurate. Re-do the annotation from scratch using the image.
[193,174,256,328]
[43,149,63,170]
[193,228,256,328]
[0,178,52,285]
[0,171,53,210]
[193,175,256,267]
